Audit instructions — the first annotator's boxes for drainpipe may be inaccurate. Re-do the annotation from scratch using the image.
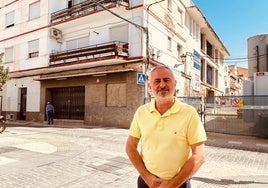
[266,44,268,72]
[256,45,259,72]
[144,0,165,103]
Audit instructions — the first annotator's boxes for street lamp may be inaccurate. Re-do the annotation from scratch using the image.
[180,52,193,64]
[174,52,194,68]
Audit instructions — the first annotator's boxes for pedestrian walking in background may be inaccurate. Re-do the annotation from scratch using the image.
[126,65,207,188]
[46,102,55,125]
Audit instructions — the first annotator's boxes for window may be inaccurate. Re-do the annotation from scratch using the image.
[66,36,89,50]
[167,0,172,11]
[193,22,196,38]
[190,18,194,36]
[219,53,224,65]
[206,41,213,57]
[177,8,183,26]
[215,49,219,63]
[6,11,15,28]
[5,47,14,63]
[207,65,213,85]
[167,36,172,51]
[201,34,204,51]
[177,44,182,59]
[29,1,40,20]
[28,39,39,58]
[200,59,204,82]
[215,69,219,88]
[106,83,126,107]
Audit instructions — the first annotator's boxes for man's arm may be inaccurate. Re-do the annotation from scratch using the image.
[159,142,206,188]
[125,135,162,187]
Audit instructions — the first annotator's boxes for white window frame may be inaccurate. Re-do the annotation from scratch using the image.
[5,47,14,63]
[28,39,39,58]
[177,44,182,59]
[5,11,15,28]
[167,36,172,51]
[167,0,172,12]
[177,7,183,26]
[29,1,40,20]
[66,36,89,50]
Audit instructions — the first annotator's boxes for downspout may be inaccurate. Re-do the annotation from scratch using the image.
[266,44,268,72]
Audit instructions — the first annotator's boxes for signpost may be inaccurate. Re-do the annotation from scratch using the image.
[137,73,146,85]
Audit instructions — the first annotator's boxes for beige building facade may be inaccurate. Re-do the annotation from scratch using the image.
[0,0,229,127]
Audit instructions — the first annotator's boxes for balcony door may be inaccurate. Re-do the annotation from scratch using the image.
[66,36,89,50]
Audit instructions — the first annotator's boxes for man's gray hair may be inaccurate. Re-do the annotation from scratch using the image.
[148,65,175,82]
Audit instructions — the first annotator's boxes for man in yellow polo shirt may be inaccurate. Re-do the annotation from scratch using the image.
[126,66,207,188]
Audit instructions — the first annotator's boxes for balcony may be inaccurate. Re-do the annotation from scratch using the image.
[51,0,129,24]
[49,41,129,65]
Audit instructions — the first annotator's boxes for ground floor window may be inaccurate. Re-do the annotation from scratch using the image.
[106,83,126,107]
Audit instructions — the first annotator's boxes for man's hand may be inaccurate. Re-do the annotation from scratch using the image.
[144,175,162,188]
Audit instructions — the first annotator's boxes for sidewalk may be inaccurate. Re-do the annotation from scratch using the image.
[206,132,268,153]
[6,120,268,153]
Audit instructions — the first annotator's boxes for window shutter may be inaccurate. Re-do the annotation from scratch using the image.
[29,1,40,20]
[6,11,15,27]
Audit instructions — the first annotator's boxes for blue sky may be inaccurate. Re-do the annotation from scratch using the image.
[192,0,268,68]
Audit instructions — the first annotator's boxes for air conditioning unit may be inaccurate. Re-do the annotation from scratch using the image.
[50,28,62,39]
[6,114,14,120]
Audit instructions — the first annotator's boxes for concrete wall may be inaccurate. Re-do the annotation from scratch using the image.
[248,34,268,78]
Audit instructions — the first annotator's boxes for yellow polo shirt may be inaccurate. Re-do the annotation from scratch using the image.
[129,98,207,180]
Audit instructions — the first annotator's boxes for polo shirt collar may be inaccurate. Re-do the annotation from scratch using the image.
[149,98,181,115]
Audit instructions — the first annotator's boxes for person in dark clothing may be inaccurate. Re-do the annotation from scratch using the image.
[46,102,55,124]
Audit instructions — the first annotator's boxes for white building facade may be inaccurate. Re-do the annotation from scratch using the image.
[0,0,229,127]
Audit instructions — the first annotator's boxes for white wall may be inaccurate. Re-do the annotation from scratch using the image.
[254,72,268,95]
[3,76,40,112]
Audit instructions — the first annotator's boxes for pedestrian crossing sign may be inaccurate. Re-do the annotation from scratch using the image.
[137,73,146,85]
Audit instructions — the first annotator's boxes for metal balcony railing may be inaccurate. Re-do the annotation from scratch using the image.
[49,41,129,65]
[51,0,129,24]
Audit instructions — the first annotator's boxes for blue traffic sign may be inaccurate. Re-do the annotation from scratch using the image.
[137,73,146,85]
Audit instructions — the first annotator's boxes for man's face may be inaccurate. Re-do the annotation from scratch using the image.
[148,67,176,101]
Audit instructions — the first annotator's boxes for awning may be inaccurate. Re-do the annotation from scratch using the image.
[34,68,134,81]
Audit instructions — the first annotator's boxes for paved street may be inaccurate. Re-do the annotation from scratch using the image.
[0,125,268,188]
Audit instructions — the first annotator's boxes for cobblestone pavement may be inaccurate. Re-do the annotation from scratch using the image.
[0,125,267,188]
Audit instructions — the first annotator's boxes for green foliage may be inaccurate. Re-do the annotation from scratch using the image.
[0,53,9,91]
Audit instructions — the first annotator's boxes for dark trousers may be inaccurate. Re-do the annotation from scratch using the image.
[137,176,191,188]
[47,110,54,124]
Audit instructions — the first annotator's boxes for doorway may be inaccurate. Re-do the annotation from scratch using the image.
[19,88,27,120]
[49,86,85,120]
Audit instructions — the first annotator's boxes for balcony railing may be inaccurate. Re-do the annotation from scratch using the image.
[51,0,129,24]
[49,41,129,65]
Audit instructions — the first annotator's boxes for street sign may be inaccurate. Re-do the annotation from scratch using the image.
[137,73,146,85]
